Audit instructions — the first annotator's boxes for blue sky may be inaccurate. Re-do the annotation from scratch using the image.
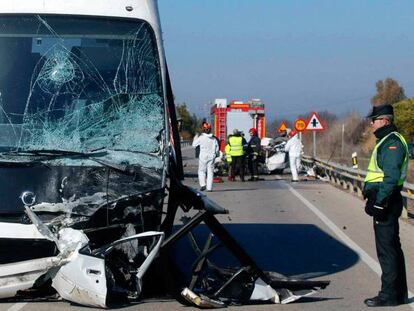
[158,0,414,121]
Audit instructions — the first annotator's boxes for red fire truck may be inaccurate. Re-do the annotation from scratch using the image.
[211,98,266,151]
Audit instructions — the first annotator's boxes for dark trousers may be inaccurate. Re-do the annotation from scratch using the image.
[231,156,245,181]
[248,156,258,178]
[373,193,407,302]
[227,161,232,178]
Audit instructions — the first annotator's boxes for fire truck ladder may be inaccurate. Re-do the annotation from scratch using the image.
[218,109,227,149]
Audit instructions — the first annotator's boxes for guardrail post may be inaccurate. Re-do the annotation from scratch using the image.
[342,180,347,190]
[347,181,353,194]
[336,176,341,187]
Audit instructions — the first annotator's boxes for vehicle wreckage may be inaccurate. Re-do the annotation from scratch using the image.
[0,0,329,308]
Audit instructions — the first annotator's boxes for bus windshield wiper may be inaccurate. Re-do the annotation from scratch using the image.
[2,149,107,158]
[0,149,107,167]
[107,148,160,158]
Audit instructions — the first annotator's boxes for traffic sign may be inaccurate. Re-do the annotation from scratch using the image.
[277,121,287,133]
[305,112,324,131]
[294,119,307,132]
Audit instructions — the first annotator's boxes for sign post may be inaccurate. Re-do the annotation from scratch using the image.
[305,112,325,158]
[313,132,316,158]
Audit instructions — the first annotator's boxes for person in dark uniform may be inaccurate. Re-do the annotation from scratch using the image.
[363,104,409,307]
[247,127,261,181]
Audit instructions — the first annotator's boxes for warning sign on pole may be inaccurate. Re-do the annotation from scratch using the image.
[294,119,307,132]
[277,121,287,133]
[305,112,325,131]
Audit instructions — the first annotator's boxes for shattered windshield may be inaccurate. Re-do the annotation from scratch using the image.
[0,15,164,166]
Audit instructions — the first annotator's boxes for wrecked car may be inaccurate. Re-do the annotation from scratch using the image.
[0,0,329,308]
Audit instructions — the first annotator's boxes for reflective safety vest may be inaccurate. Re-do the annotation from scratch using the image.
[364,132,409,186]
[228,136,244,156]
[224,144,232,163]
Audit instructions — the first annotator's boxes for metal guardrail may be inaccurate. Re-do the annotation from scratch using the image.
[301,155,414,218]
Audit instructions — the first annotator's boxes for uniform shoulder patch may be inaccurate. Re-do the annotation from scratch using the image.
[388,146,397,150]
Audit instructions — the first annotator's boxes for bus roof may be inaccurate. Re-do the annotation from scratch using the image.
[0,0,161,32]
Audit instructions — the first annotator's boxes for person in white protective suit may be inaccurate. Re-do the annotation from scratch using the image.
[192,122,219,191]
[284,129,303,182]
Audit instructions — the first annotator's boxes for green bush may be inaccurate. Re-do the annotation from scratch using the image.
[394,98,414,142]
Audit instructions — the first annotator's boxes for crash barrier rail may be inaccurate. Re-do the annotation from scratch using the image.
[301,155,414,219]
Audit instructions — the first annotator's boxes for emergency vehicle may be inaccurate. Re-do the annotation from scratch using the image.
[211,98,266,150]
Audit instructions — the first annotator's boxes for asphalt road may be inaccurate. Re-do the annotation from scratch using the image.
[2,148,414,311]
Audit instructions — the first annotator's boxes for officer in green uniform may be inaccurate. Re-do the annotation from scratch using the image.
[363,104,409,307]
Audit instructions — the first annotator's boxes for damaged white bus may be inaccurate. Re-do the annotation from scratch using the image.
[0,0,329,308]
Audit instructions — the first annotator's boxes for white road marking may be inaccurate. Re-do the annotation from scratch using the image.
[287,184,414,308]
[6,303,27,311]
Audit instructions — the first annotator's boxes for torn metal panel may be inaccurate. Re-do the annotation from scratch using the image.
[52,231,164,308]
[250,278,280,303]
[181,287,225,308]
[29,193,108,215]
[24,206,60,247]
[57,228,90,257]
[52,253,108,308]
